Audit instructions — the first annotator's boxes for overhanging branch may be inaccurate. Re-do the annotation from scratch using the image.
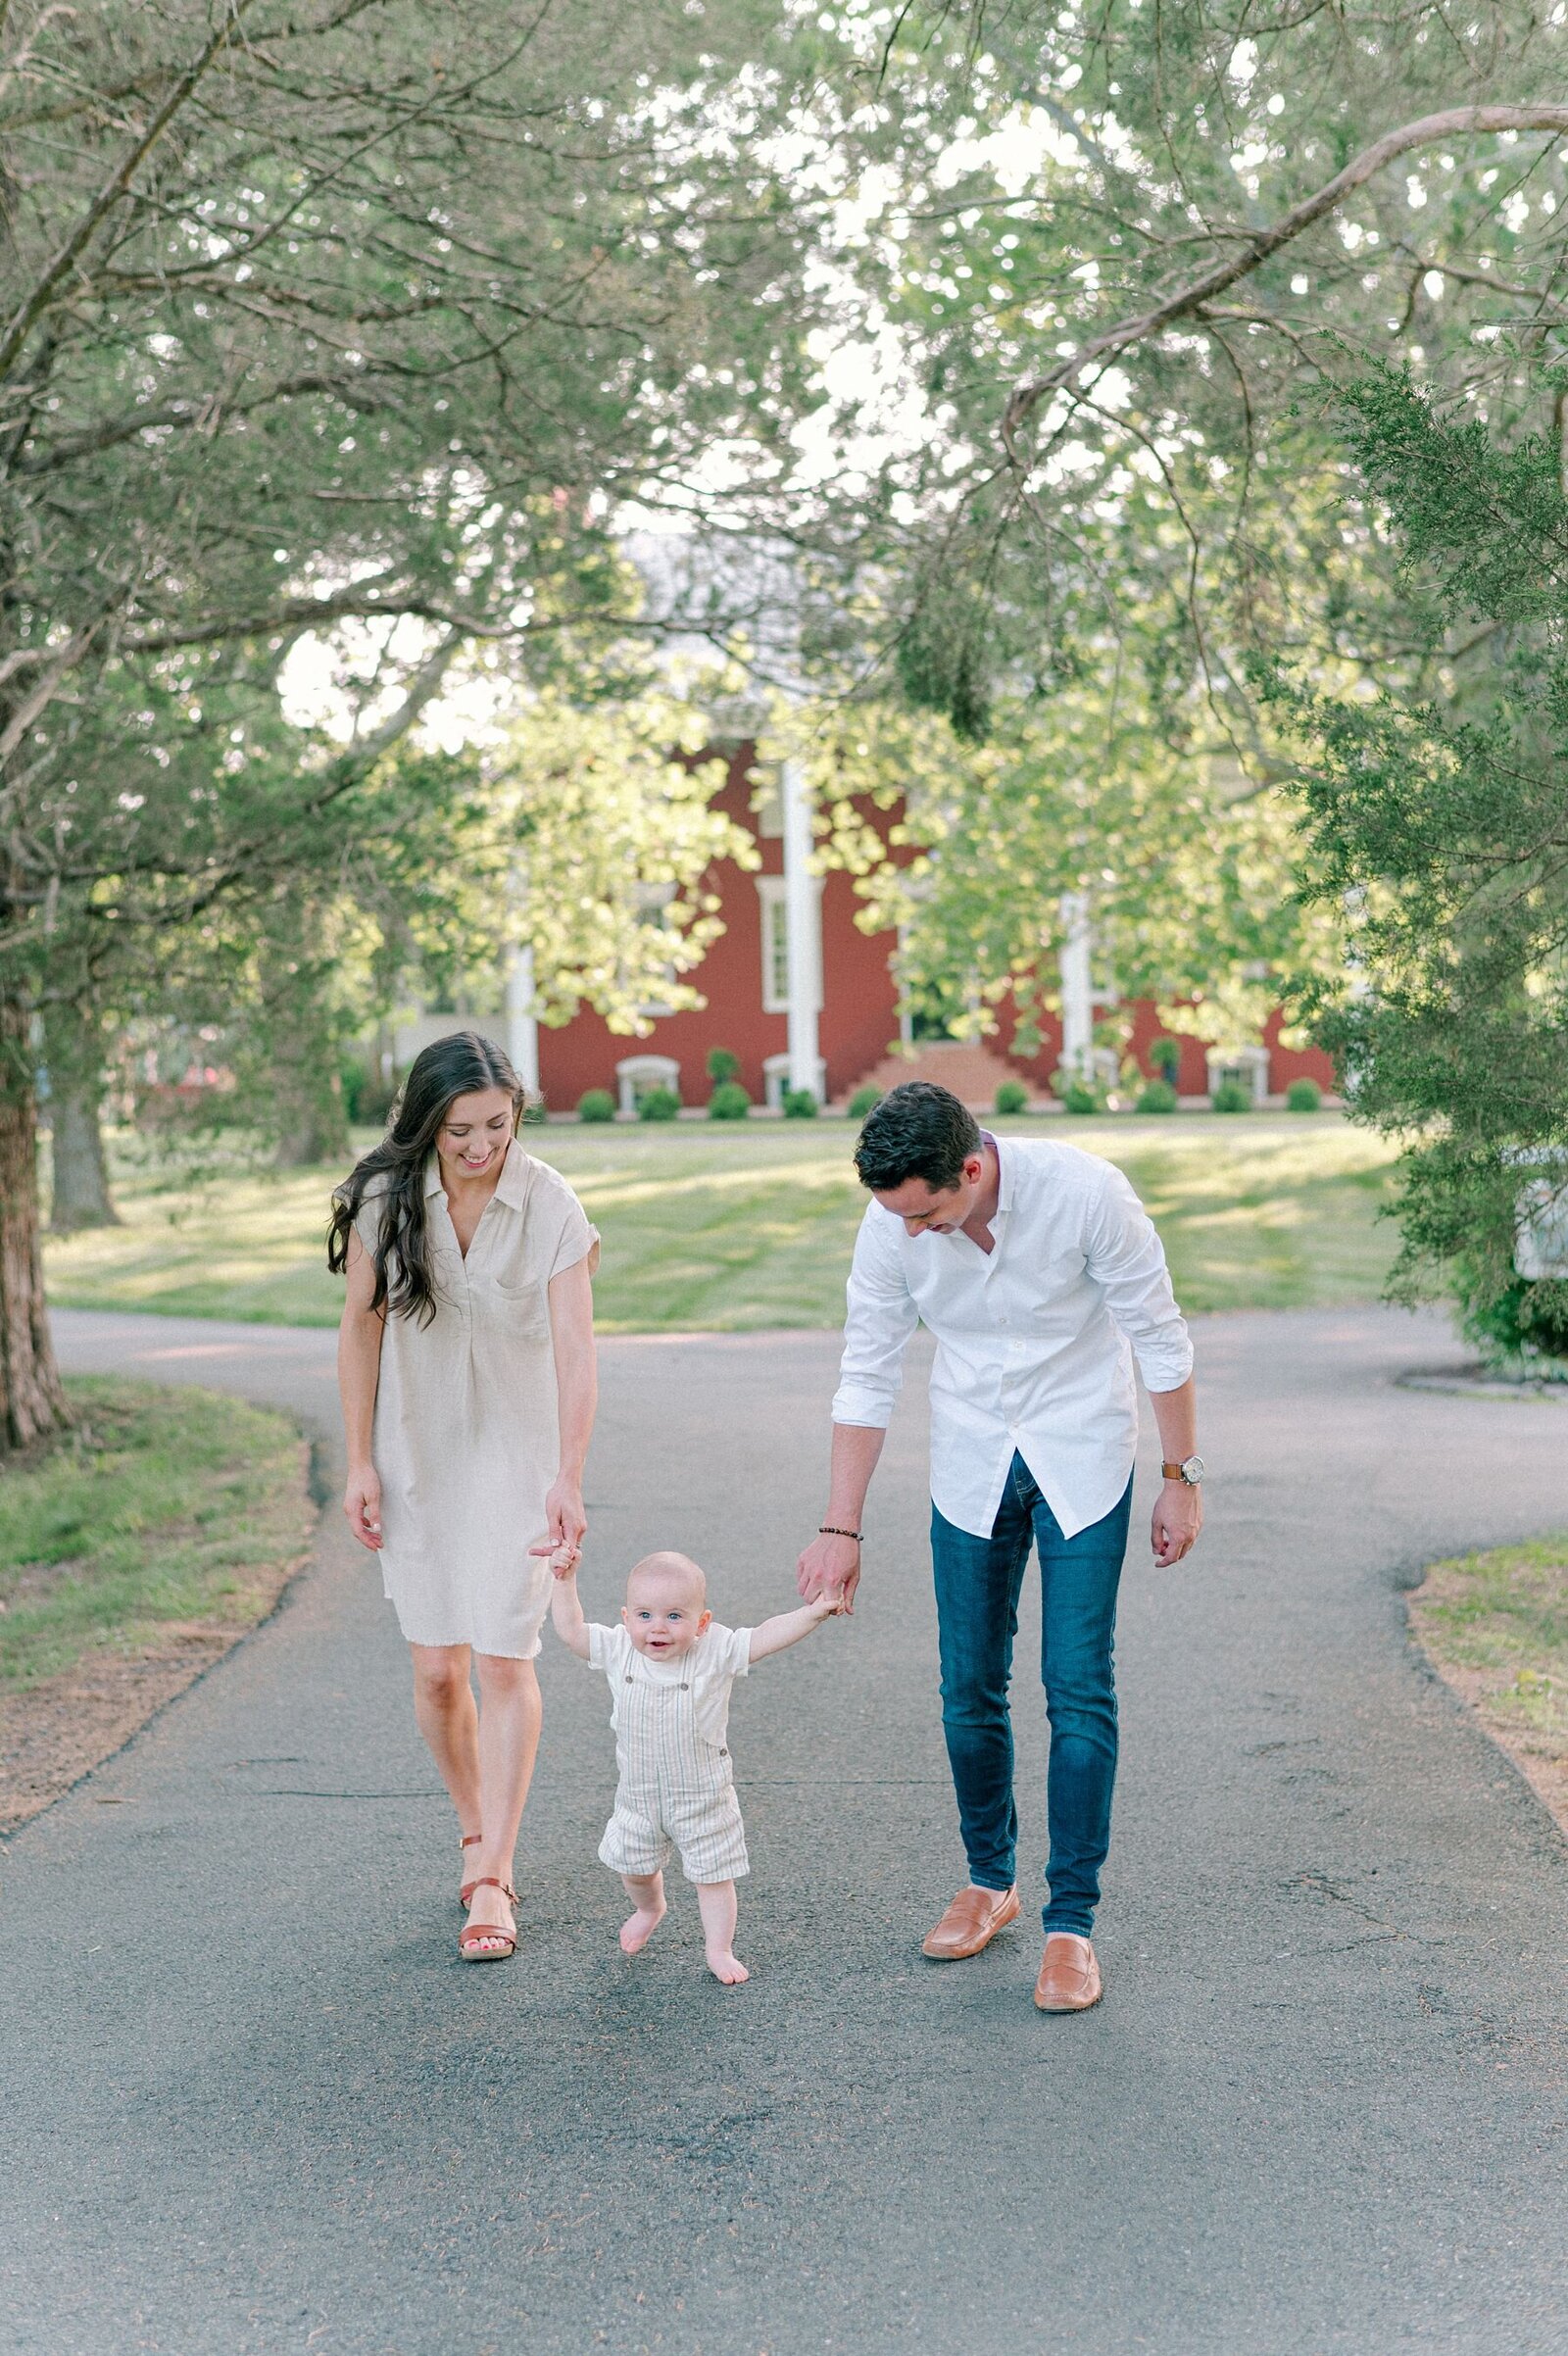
[1002,105,1568,460]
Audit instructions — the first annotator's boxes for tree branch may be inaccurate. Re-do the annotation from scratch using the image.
[0,0,265,385]
[1002,105,1568,459]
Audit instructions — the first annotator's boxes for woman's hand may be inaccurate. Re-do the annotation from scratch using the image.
[542,1474,586,1560]
[344,1462,383,1551]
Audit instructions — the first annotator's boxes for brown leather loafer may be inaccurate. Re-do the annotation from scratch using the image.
[922,1883,1020,1960]
[1034,1932,1102,2012]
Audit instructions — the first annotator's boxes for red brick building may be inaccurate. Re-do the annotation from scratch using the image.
[521,746,1333,1112]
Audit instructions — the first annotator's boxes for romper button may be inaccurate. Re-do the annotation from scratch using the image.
[624,1674,633,1684]
[680,1682,690,1691]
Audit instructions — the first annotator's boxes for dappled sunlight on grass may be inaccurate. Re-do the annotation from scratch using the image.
[43,1112,1401,1332]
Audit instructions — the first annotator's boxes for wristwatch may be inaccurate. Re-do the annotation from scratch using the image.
[1161,1455,1204,1486]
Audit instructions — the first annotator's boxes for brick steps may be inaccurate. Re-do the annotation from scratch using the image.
[839,1038,1033,1111]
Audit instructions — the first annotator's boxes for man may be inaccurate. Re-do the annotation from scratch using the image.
[797,1082,1200,2013]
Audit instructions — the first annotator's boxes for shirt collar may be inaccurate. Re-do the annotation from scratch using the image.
[422,1135,530,1205]
[494,1137,531,1209]
[984,1130,1012,1222]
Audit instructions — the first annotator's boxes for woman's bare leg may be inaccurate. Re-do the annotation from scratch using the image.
[410,1644,481,1889]
[464,1653,543,1946]
[697,1881,748,1985]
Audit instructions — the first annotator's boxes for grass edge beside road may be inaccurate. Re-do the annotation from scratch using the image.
[0,1377,316,1834]
[1408,1530,1568,1839]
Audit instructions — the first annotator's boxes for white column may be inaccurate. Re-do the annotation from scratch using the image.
[506,942,540,1096]
[1058,893,1093,1079]
[781,754,822,1099]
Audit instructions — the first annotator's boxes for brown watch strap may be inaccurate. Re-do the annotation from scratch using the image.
[1162,1460,1193,1481]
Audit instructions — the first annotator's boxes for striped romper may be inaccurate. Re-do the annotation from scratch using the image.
[586,1620,753,1884]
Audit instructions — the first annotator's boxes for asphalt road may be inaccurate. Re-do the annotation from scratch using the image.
[4,1303,1568,2355]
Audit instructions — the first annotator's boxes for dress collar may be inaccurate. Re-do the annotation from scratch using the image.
[422,1134,531,1206]
[494,1137,532,1209]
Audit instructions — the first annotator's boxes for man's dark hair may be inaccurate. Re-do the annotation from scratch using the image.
[854,1082,982,1194]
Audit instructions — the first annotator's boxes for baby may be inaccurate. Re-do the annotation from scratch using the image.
[550,1548,842,1984]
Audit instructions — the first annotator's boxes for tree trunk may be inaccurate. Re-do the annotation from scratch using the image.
[272,1062,349,1170]
[44,999,120,1228]
[260,895,351,1170]
[0,992,70,1448]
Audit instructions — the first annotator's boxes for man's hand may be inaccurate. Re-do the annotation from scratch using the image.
[1152,1478,1201,1568]
[797,1530,862,1613]
[344,1462,383,1551]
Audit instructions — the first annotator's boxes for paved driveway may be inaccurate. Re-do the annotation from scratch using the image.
[3,1304,1567,2354]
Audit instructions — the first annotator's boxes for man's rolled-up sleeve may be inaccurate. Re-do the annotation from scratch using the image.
[1084,1163,1194,1393]
[829,1205,919,1428]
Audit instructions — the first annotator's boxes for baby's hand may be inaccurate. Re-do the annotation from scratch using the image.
[812,1590,848,1620]
[529,1533,582,1579]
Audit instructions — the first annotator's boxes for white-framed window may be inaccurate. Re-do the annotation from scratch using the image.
[632,880,677,1016]
[751,763,784,839]
[756,875,822,1014]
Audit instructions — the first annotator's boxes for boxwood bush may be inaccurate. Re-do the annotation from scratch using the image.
[994,1078,1030,1115]
[848,1083,882,1119]
[577,1088,615,1123]
[1286,1077,1323,1112]
[1148,1035,1182,1086]
[1211,1079,1253,1112]
[782,1086,819,1118]
[708,1080,752,1120]
[637,1084,681,1121]
[1136,1078,1178,1114]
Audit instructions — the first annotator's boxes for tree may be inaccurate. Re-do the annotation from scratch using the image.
[790,687,1339,1060]
[759,7,1568,1089]
[1278,367,1568,1366]
[0,0,812,1443]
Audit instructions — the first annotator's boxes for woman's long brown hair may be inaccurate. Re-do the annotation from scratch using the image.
[326,1031,524,1325]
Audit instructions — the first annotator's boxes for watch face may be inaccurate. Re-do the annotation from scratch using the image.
[1182,1454,1205,1484]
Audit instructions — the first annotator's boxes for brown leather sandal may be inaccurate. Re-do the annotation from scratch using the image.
[459,1831,483,1910]
[458,1878,517,1962]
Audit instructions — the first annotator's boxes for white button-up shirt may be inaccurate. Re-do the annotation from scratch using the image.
[830,1137,1193,1541]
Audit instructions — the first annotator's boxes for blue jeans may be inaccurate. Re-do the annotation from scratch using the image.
[931,1454,1133,1938]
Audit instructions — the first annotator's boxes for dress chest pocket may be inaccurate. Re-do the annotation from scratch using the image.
[484,1272,550,1339]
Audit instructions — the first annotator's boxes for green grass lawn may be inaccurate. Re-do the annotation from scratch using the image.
[1409,1534,1568,1823]
[0,1379,313,1690]
[43,1112,1401,1333]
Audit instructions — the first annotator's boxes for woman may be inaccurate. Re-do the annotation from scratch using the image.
[328,1031,598,1961]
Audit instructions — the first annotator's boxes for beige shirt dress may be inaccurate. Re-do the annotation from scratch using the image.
[360,1142,597,1658]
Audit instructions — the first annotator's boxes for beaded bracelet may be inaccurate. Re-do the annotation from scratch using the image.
[818,1524,863,1543]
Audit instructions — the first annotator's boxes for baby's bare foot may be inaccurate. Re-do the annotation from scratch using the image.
[706,1949,749,1986]
[620,1895,665,1955]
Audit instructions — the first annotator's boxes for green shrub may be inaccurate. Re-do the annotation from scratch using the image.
[706,1046,741,1086]
[520,1094,547,1125]
[1148,1035,1182,1086]
[848,1083,882,1120]
[1137,1078,1178,1114]
[637,1084,681,1121]
[781,1086,819,1119]
[1062,1082,1102,1115]
[577,1088,615,1123]
[1455,1268,1568,1373]
[1286,1077,1323,1112]
[708,1080,752,1120]
[994,1078,1030,1116]
[1211,1079,1253,1113]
